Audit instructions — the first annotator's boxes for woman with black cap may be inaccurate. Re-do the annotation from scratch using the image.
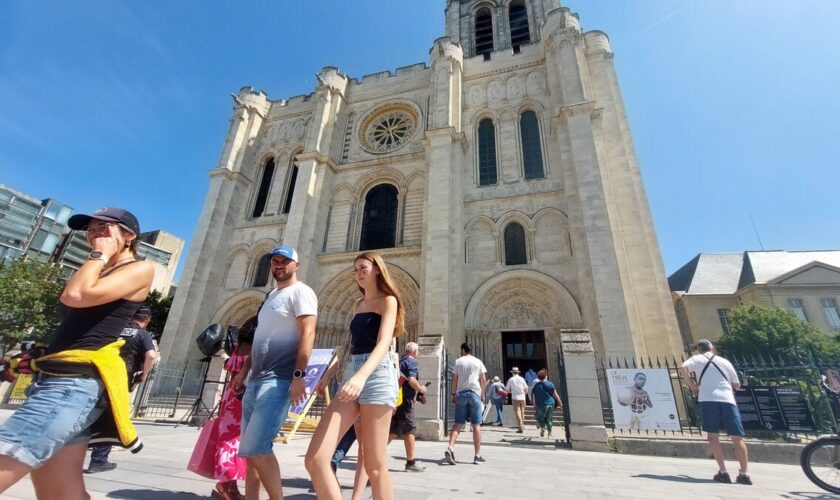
[0,207,154,498]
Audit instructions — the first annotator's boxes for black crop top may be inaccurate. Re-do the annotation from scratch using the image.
[349,312,381,355]
[47,298,143,354]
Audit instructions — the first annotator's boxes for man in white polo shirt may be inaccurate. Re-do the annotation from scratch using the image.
[506,367,529,433]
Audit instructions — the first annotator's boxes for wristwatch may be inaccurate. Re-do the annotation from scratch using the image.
[293,369,305,379]
[88,251,108,263]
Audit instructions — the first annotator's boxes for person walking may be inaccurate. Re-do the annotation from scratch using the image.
[679,339,751,486]
[0,207,154,498]
[443,343,488,465]
[233,245,318,500]
[506,367,529,433]
[389,342,427,472]
[487,376,506,426]
[531,369,562,438]
[86,305,159,473]
[524,368,537,405]
[305,251,405,500]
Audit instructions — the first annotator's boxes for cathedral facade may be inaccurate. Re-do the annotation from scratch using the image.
[160,0,683,382]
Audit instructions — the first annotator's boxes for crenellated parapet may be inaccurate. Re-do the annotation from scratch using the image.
[233,86,270,118]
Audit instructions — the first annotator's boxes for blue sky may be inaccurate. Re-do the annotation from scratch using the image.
[1,0,839,280]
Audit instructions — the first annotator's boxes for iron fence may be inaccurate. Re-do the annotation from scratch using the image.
[133,358,207,419]
[442,349,453,436]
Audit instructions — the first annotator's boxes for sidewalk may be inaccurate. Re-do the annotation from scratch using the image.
[0,413,825,499]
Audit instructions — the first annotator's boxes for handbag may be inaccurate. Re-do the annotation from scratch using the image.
[187,417,220,479]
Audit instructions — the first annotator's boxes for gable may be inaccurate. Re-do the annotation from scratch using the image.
[776,265,840,286]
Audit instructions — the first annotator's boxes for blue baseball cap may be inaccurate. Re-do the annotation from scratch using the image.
[271,245,299,262]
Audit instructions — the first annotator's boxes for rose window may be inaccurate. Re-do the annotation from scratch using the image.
[359,104,418,154]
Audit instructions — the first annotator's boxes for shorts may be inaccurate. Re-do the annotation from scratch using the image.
[390,401,416,436]
[343,353,398,408]
[0,375,106,468]
[454,390,483,426]
[700,401,745,437]
[239,376,292,457]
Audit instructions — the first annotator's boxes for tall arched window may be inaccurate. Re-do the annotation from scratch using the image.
[282,157,299,214]
[253,253,272,287]
[520,111,544,179]
[504,223,527,265]
[477,119,498,186]
[359,184,399,251]
[509,2,530,49]
[475,9,494,58]
[252,158,275,217]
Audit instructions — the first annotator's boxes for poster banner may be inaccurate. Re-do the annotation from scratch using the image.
[607,368,681,431]
[735,386,815,432]
[288,349,334,417]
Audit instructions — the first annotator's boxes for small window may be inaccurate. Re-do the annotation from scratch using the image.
[475,9,494,58]
[821,298,840,329]
[717,308,731,336]
[253,254,272,287]
[252,158,275,218]
[282,158,299,214]
[509,2,530,49]
[504,223,527,265]
[788,298,809,323]
[359,184,399,251]
[477,119,498,186]
[520,111,544,179]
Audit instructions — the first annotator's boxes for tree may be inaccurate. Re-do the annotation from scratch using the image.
[0,259,66,355]
[145,289,173,339]
[717,304,840,358]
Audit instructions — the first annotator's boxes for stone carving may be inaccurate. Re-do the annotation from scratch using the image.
[526,71,546,96]
[560,329,594,353]
[278,123,290,143]
[293,120,306,140]
[487,80,505,105]
[499,115,519,183]
[467,85,485,107]
[506,75,525,102]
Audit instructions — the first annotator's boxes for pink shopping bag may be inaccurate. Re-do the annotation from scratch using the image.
[187,417,220,479]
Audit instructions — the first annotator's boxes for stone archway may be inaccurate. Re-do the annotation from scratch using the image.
[317,264,420,350]
[213,290,266,330]
[464,270,582,379]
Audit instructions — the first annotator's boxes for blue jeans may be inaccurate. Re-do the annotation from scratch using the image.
[239,376,292,456]
[330,425,357,472]
[492,398,504,424]
[0,375,105,468]
[454,390,483,426]
[89,444,112,467]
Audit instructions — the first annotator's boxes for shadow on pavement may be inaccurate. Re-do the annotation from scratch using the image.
[107,490,206,499]
[631,474,713,483]
[782,492,840,500]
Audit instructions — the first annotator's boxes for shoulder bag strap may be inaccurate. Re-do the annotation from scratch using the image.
[698,355,730,387]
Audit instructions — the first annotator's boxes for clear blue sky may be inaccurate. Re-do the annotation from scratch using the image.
[2,0,839,280]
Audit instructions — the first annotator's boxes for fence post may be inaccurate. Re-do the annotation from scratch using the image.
[560,329,610,452]
[414,335,445,441]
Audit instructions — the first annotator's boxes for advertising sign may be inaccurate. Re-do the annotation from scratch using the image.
[288,348,335,417]
[733,386,815,432]
[607,369,681,431]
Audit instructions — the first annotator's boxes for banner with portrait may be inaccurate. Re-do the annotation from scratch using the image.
[607,368,681,431]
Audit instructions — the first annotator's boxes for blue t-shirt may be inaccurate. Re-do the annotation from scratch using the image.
[399,355,419,401]
[532,380,556,406]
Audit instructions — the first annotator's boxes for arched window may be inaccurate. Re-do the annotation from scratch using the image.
[475,8,494,59]
[509,2,530,50]
[504,223,527,265]
[359,184,399,251]
[253,253,272,287]
[477,119,498,186]
[282,157,299,214]
[252,158,275,217]
[520,111,544,179]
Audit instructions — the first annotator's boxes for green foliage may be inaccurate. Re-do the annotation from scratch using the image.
[145,289,172,338]
[717,304,840,358]
[0,258,66,354]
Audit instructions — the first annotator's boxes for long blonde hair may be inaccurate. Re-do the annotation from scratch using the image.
[355,251,405,337]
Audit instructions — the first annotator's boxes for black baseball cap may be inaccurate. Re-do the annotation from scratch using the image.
[135,305,152,318]
[68,207,140,235]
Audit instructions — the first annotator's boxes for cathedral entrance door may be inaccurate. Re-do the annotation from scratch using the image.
[501,330,547,376]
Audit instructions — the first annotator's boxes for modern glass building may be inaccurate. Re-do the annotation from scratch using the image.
[0,185,73,266]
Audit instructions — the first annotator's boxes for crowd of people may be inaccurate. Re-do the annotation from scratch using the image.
[0,206,753,499]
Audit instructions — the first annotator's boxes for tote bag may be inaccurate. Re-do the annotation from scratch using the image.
[187,417,220,479]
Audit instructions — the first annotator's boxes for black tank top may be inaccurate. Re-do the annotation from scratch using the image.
[47,298,143,354]
[349,312,381,355]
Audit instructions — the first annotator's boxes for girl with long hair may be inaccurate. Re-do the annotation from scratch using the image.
[305,251,404,500]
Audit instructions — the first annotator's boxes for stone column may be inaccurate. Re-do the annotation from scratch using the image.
[160,87,269,365]
[414,337,445,440]
[561,328,610,452]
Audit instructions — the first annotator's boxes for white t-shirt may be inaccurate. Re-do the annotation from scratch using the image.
[682,353,740,405]
[454,355,487,396]
[251,281,318,380]
[506,375,529,401]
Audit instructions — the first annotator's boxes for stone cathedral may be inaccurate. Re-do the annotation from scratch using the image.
[160,0,683,440]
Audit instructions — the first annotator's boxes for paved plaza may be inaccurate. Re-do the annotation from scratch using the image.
[0,411,827,500]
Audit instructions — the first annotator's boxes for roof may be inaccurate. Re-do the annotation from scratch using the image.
[669,250,840,294]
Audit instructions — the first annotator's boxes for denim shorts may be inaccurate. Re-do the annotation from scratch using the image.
[454,390,483,425]
[239,376,292,457]
[0,375,106,468]
[700,401,745,437]
[343,353,398,408]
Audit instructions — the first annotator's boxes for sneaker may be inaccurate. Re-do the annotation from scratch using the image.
[736,473,752,485]
[712,471,732,483]
[539,428,545,437]
[473,455,486,464]
[547,430,552,438]
[444,447,456,465]
[516,429,524,434]
[85,462,117,474]
[497,423,504,427]
[405,462,426,472]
